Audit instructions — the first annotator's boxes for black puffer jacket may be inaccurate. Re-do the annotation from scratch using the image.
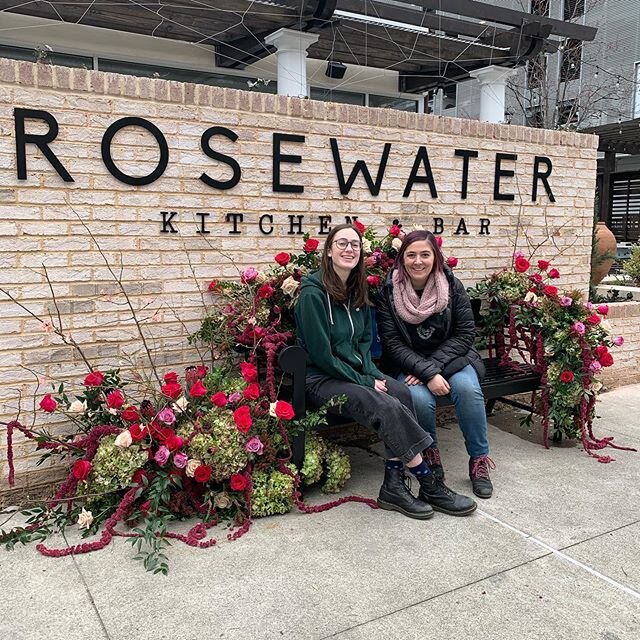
[376,267,485,383]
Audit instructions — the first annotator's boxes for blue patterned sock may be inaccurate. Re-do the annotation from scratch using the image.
[407,460,432,477]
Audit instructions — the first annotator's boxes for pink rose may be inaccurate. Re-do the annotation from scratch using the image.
[241,267,258,284]
[613,335,624,347]
[154,446,170,466]
[572,322,586,335]
[173,452,188,469]
[559,296,573,307]
[245,436,264,455]
[158,407,176,425]
[39,394,57,413]
[597,304,609,316]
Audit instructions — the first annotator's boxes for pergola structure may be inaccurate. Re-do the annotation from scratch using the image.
[0,0,596,97]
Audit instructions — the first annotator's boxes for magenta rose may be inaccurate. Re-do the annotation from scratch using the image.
[158,407,176,426]
[154,446,170,466]
[173,452,188,469]
[245,436,264,455]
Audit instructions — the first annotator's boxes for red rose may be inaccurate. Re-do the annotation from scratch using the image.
[599,352,614,367]
[233,405,253,433]
[597,304,609,316]
[537,260,550,270]
[257,284,274,299]
[163,371,178,385]
[165,434,184,451]
[304,238,319,252]
[595,345,609,358]
[353,220,366,233]
[530,273,543,284]
[543,285,558,297]
[367,275,381,287]
[229,473,248,491]
[161,382,183,399]
[514,257,530,273]
[131,468,149,485]
[207,280,220,292]
[274,252,291,266]
[275,400,295,421]
[587,314,601,325]
[72,459,92,481]
[39,393,57,413]
[243,383,261,401]
[106,389,124,409]
[210,392,228,407]
[121,406,140,422]
[239,362,258,383]
[559,370,574,383]
[129,423,148,442]
[447,256,458,268]
[84,370,104,387]
[436,236,443,247]
[389,225,401,237]
[194,464,212,484]
[189,380,207,398]
[548,268,560,279]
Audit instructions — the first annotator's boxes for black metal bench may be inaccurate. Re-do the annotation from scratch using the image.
[278,345,541,468]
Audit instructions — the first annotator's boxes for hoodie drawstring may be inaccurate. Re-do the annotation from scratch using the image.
[326,291,334,325]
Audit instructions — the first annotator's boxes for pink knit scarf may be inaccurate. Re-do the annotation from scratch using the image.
[392,268,449,324]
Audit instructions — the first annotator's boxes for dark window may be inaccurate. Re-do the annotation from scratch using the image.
[98,59,276,93]
[531,0,550,17]
[564,0,585,20]
[560,39,582,82]
[368,94,418,112]
[310,87,365,105]
[0,44,93,69]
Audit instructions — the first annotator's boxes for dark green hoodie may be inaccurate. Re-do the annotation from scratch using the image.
[295,271,384,387]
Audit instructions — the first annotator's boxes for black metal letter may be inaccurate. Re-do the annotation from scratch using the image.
[454,218,469,235]
[330,138,390,196]
[160,211,178,233]
[196,212,210,234]
[259,214,274,235]
[273,133,305,193]
[433,217,444,234]
[455,149,478,199]
[288,215,305,235]
[479,218,491,235]
[318,216,332,235]
[403,146,438,198]
[532,156,556,202]
[200,126,241,190]
[225,213,243,234]
[493,153,517,201]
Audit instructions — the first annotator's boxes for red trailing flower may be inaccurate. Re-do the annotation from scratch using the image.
[304,238,319,252]
[389,224,401,237]
[189,380,207,398]
[447,256,458,268]
[121,406,140,422]
[353,220,366,233]
[514,257,530,273]
[257,284,274,299]
[367,275,381,287]
[548,268,560,279]
[233,405,253,433]
[559,370,574,383]
[229,473,248,491]
[84,370,104,387]
[72,460,92,481]
[239,362,258,383]
[274,252,290,266]
[243,383,261,401]
[39,394,57,413]
[210,392,228,407]
[129,423,148,442]
[275,400,295,421]
[161,382,183,399]
[543,285,558,297]
[587,314,601,325]
[163,371,178,385]
[537,259,550,270]
[106,389,124,409]
[194,464,212,484]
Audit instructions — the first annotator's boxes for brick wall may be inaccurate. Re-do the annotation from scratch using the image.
[0,58,602,495]
[600,301,640,389]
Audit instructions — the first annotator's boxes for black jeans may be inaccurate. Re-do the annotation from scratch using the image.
[306,374,433,464]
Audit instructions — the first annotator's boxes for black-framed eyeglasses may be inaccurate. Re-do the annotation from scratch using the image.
[333,239,362,250]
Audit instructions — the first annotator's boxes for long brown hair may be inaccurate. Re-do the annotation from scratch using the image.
[320,223,370,307]
[394,230,445,285]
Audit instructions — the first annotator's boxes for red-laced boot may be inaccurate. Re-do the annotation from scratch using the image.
[469,456,495,499]
[424,447,445,481]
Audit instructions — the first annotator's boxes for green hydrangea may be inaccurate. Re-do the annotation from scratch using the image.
[300,432,326,485]
[323,441,351,493]
[187,411,248,481]
[300,433,351,494]
[251,467,295,517]
[81,435,148,504]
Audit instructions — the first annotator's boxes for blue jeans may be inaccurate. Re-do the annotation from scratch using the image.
[397,365,489,458]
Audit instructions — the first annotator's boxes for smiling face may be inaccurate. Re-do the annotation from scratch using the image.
[402,239,434,289]
[328,228,362,281]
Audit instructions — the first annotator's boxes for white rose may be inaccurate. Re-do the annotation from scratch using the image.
[280,276,300,298]
[186,459,202,478]
[362,238,372,254]
[214,492,232,509]
[68,400,87,414]
[269,402,278,418]
[600,319,613,334]
[524,291,538,304]
[173,396,188,412]
[77,507,93,530]
[391,238,402,251]
[114,430,132,448]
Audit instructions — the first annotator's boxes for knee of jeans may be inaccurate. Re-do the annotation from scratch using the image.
[451,376,482,401]
[409,385,436,413]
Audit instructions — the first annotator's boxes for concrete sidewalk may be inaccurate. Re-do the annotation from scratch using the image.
[1,385,639,640]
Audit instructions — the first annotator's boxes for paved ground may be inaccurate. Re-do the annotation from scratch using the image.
[1,385,639,640]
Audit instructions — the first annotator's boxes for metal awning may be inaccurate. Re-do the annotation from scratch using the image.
[582,118,640,155]
[0,0,597,93]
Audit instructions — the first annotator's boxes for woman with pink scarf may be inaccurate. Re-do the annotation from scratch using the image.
[376,230,494,499]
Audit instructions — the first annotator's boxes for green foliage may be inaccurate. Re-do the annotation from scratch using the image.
[623,245,640,284]
[251,466,296,517]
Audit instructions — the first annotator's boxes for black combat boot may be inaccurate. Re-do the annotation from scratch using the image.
[417,473,477,516]
[469,456,495,499]
[377,467,434,520]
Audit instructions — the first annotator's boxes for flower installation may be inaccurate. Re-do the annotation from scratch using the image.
[470,254,633,462]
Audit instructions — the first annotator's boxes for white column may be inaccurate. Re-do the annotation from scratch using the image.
[264,28,319,98]
[469,65,517,123]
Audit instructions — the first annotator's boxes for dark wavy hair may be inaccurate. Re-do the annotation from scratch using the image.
[394,230,445,284]
[320,223,370,308]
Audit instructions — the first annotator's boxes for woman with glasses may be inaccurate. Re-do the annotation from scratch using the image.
[376,230,494,499]
[295,223,476,519]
